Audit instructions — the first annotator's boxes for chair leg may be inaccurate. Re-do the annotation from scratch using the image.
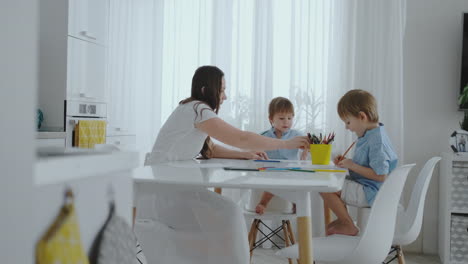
[282,221,293,264]
[397,246,405,264]
[252,220,260,251]
[286,220,300,264]
[248,219,258,259]
[324,202,332,230]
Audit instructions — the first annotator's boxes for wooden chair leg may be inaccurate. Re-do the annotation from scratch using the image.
[397,245,405,264]
[324,202,332,229]
[248,219,258,259]
[286,220,300,264]
[132,206,136,228]
[286,220,296,244]
[251,220,260,258]
[282,221,293,264]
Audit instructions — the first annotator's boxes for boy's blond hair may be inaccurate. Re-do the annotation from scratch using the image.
[268,97,294,119]
[337,89,379,122]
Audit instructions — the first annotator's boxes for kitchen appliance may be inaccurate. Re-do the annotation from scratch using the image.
[65,100,107,148]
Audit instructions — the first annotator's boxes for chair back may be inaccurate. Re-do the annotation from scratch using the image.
[393,157,441,245]
[348,164,415,264]
[245,189,294,214]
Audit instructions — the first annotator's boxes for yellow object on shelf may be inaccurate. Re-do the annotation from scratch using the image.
[310,144,332,165]
[75,120,106,148]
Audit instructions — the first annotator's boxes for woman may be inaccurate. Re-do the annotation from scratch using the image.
[146,66,308,164]
[136,66,309,264]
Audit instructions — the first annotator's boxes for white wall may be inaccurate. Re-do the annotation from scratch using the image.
[0,1,38,263]
[403,0,468,254]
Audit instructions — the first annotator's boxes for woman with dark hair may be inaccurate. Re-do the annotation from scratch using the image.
[138,65,308,264]
[146,65,308,164]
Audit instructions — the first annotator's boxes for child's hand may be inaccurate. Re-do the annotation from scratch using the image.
[243,151,268,160]
[255,203,266,215]
[336,158,354,169]
[333,155,343,165]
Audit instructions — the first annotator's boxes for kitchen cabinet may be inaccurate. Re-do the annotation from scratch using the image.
[67,37,106,101]
[38,0,108,132]
[68,0,108,46]
[105,101,136,137]
[106,135,137,151]
[104,2,136,138]
[36,139,66,149]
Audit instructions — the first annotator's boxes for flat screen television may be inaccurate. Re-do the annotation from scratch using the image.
[460,13,468,109]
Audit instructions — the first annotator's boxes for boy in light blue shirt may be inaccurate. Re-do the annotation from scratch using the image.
[322,89,398,236]
[256,97,308,214]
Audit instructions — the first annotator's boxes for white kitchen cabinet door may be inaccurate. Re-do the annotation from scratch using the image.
[36,139,66,149]
[67,37,106,102]
[68,0,108,46]
[106,135,136,148]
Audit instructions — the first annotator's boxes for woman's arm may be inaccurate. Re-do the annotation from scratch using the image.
[211,144,268,160]
[196,117,309,151]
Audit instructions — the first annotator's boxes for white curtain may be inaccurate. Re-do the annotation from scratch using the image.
[108,0,406,161]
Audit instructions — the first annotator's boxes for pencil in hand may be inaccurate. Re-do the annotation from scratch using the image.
[338,141,356,162]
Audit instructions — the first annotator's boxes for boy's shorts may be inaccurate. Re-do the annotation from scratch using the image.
[340,179,369,207]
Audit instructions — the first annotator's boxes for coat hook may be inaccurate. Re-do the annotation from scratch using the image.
[64,187,74,205]
[107,184,115,203]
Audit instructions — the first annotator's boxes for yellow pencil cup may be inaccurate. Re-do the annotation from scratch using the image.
[310,144,332,165]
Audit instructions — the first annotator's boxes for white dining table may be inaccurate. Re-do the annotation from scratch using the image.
[133,158,347,264]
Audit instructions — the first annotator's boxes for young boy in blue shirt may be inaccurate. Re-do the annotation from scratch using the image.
[255,97,308,214]
[322,89,398,236]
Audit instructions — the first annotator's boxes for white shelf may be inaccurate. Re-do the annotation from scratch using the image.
[440,152,468,264]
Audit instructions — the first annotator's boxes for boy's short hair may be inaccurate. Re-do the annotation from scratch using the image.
[337,89,379,122]
[269,97,295,119]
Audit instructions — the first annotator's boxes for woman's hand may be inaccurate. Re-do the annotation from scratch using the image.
[241,151,269,160]
[300,148,309,160]
[285,136,310,149]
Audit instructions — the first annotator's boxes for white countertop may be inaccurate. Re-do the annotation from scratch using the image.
[35,151,140,185]
[36,131,66,139]
[134,159,346,192]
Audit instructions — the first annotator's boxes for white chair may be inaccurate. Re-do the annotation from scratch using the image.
[384,157,441,264]
[276,164,415,264]
[134,177,250,264]
[244,189,299,264]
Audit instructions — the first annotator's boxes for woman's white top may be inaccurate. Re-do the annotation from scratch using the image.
[146,101,218,164]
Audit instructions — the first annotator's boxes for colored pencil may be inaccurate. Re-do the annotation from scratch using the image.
[288,168,347,173]
[224,167,259,171]
[259,167,301,171]
[288,169,316,173]
[338,141,356,162]
[254,159,281,163]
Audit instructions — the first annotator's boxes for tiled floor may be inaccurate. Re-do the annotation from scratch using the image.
[252,248,441,264]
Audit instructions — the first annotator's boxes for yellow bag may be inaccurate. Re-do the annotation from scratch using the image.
[36,192,89,264]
